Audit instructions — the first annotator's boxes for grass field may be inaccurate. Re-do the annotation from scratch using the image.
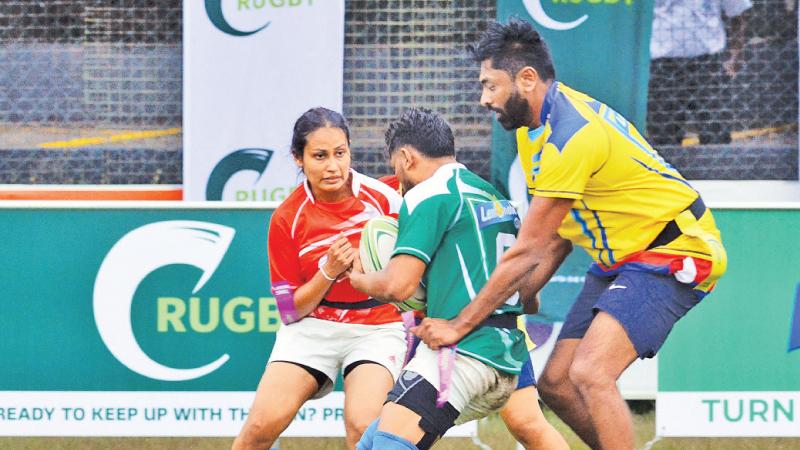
[3,406,800,450]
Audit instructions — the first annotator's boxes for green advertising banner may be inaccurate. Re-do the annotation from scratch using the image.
[1,206,275,392]
[0,203,477,437]
[657,207,800,436]
[0,205,282,436]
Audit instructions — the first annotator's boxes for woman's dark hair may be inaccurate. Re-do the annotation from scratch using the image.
[290,107,351,159]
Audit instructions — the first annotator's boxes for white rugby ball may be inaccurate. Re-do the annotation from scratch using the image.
[359,215,427,312]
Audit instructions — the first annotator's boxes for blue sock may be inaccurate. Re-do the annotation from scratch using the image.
[372,430,418,450]
[355,419,380,450]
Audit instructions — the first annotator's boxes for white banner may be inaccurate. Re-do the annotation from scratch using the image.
[183,0,344,201]
[0,392,477,438]
[657,392,800,437]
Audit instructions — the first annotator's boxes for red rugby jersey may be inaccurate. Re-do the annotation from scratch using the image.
[268,170,402,324]
[378,174,400,193]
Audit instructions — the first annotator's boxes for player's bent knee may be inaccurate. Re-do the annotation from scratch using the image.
[536,372,556,393]
[239,413,284,444]
[355,419,380,450]
[537,371,568,402]
[567,360,590,386]
[347,420,375,446]
[568,360,608,391]
[235,427,271,449]
[373,430,419,450]
[504,406,543,428]
[507,415,547,438]
[385,371,458,450]
[503,405,544,437]
[346,414,375,437]
[504,416,530,442]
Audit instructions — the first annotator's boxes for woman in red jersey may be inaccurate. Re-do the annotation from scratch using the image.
[233,108,405,450]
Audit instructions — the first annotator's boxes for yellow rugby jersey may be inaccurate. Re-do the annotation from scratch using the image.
[517,82,726,294]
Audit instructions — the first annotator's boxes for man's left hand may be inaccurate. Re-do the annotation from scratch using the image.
[411,318,467,350]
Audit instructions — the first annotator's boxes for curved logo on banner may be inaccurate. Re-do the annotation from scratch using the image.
[522,0,588,31]
[94,221,236,381]
[205,0,270,36]
[206,148,274,200]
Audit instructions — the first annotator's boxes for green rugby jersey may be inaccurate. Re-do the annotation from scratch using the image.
[392,163,527,374]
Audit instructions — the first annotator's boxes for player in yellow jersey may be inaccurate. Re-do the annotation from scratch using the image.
[413,18,727,450]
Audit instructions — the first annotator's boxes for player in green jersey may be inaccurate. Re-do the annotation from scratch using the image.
[351,108,535,450]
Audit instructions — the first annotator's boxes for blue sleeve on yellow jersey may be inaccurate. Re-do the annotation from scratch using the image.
[534,99,608,200]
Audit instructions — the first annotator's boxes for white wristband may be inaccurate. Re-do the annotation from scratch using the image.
[319,266,337,282]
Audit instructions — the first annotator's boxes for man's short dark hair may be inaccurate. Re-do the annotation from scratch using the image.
[385,108,455,159]
[467,18,556,81]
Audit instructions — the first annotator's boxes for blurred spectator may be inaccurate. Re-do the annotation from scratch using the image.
[647,0,752,146]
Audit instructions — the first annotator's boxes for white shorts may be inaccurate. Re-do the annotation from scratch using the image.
[267,317,406,399]
[404,342,518,425]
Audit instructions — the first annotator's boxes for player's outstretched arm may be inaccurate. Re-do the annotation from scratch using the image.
[518,237,572,314]
[414,196,574,349]
[350,254,426,304]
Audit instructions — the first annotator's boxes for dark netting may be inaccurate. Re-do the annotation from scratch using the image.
[0,1,796,184]
[0,1,181,125]
[648,0,798,179]
[0,1,182,184]
[344,0,496,180]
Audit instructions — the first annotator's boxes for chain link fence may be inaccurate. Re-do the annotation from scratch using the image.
[344,0,495,180]
[0,0,182,183]
[650,0,798,179]
[0,1,797,183]
[0,1,181,124]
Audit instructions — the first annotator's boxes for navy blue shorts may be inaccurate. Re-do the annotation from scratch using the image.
[408,335,535,390]
[516,357,536,389]
[558,270,701,359]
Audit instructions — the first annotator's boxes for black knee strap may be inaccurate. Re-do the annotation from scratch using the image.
[386,371,459,450]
